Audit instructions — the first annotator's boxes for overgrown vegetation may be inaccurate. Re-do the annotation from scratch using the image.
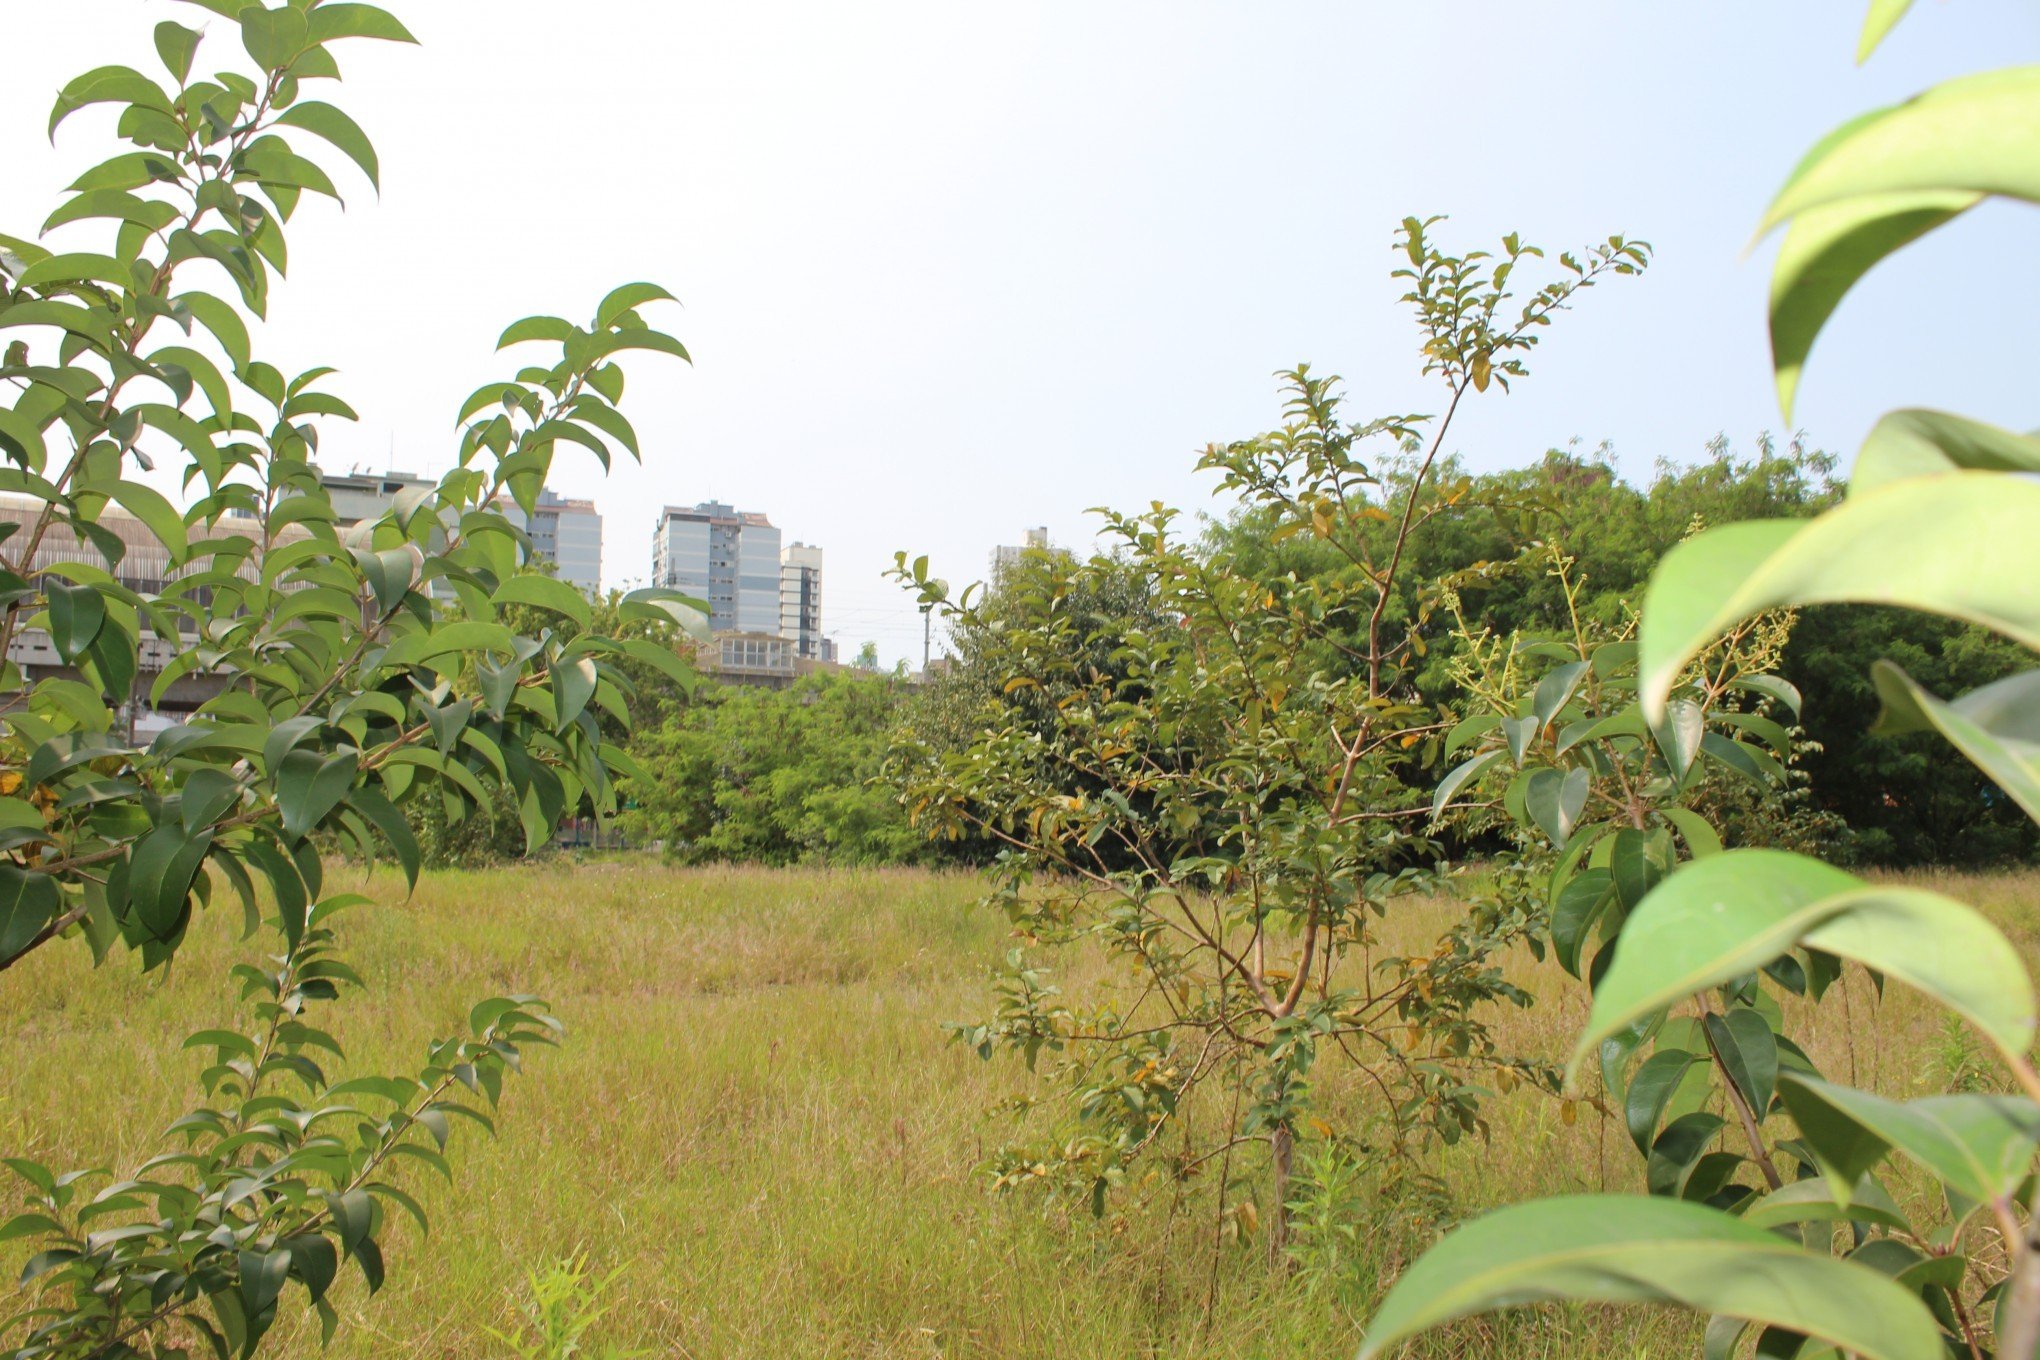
[0,2,697,1353]
[7,861,2032,1358]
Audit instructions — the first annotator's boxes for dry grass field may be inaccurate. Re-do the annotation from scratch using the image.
[2,860,2033,1358]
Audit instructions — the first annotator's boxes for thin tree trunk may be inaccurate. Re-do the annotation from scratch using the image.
[1267,1124,1294,1269]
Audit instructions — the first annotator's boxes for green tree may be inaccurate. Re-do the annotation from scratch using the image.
[1362,8,2040,1357]
[0,4,698,1353]
[893,220,1650,1256]
[626,668,926,866]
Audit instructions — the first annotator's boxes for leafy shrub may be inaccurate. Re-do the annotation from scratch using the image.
[0,2,700,1353]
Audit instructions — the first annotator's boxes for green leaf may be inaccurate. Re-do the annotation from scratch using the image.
[1569,850,2037,1083]
[1433,748,1504,819]
[154,21,203,84]
[239,4,310,70]
[276,749,359,841]
[595,281,677,328]
[496,315,576,349]
[1778,1074,2040,1205]
[1524,767,1588,848]
[1552,869,1614,979]
[0,867,62,964]
[177,291,251,368]
[1871,661,2040,823]
[1850,408,2040,496]
[1738,1174,1908,1232]
[1354,1194,1940,1360]
[42,189,178,236]
[1610,827,1674,910]
[551,656,597,732]
[1638,476,2040,721]
[1626,1049,1701,1156]
[49,66,171,140]
[1646,1112,1727,1199]
[1768,192,1972,418]
[1531,660,1588,728]
[577,327,691,366]
[346,786,420,888]
[491,574,592,629]
[1762,68,2040,237]
[109,481,189,560]
[305,3,419,43]
[47,581,105,663]
[1656,807,1722,859]
[125,825,213,939]
[1705,1009,1778,1121]
[276,101,380,191]
[18,253,137,294]
[1648,698,1703,777]
[180,767,242,833]
[1856,0,1914,62]
[239,1246,290,1317]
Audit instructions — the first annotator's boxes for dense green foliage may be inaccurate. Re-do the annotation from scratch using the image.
[891,221,1653,1253]
[0,3,698,1355]
[623,669,928,866]
[1203,439,2035,866]
[1363,7,2040,1358]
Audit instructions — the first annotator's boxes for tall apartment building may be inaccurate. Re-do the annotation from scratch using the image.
[779,541,825,660]
[651,501,782,633]
[529,490,603,594]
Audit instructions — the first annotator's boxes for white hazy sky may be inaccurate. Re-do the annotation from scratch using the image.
[5,2,2036,667]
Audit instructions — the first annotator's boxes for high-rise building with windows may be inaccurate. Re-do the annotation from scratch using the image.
[529,490,603,595]
[651,501,783,634]
[779,541,824,660]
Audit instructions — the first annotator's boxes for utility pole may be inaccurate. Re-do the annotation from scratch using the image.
[922,606,931,672]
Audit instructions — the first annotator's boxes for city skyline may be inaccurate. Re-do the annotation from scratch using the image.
[7,4,2034,670]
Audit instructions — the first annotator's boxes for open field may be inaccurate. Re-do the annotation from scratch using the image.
[3,861,2035,1358]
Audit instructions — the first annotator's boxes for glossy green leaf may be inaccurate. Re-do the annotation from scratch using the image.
[1569,849,2037,1082]
[154,21,203,84]
[125,825,212,939]
[1762,68,2040,237]
[595,281,677,328]
[47,581,105,663]
[1355,1194,1939,1360]
[276,749,359,841]
[1705,1009,1777,1121]
[551,656,598,732]
[1850,408,2040,497]
[1646,1112,1726,1199]
[305,3,419,43]
[1626,1049,1700,1156]
[276,101,379,191]
[1524,766,1588,848]
[239,5,309,69]
[1738,1174,1909,1232]
[496,315,575,349]
[1638,476,2040,721]
[1778,1074,2040,1206]
[1432,747,1504,819]
[0,867,62,964]
[1856,0,1914,62]
[491,574,592,630]
[49,66,170,140]
[1552,869,1613,979]
[1531,660,1588,728]
[1769,193,1972,418]
[1871,661,2040,824]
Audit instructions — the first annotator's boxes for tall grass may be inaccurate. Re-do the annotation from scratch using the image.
[2,860,2032,1357]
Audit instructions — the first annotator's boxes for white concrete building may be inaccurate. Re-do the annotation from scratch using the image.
[651,501,782,634]
[779,541,825,660]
